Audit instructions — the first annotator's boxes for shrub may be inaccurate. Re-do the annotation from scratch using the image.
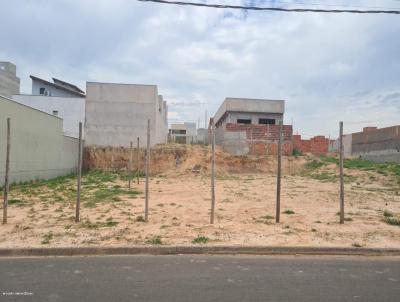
[192,236,210,244]
[384,217,400,226]
[384,210,394,218]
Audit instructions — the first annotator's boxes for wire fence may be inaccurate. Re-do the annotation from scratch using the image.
[2,115,400,249]
[1,117,351,228]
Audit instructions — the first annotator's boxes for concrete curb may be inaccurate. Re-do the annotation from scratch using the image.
[0,246,400,257]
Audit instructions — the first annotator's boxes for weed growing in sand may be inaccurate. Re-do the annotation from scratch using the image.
[8,199,28,207]
[221,198,233,203]
[136,215,146,222]
[192,236,210,244]
[105,217,118,227]
[80,217,119,229]
[146,236,163,245]
[283,210,295,215]
[41,232,53,244]
[83,185,140,208]
[384,216,400,226]
[384,210,394,217]
[304,160,325,171]
[261,215,274,220]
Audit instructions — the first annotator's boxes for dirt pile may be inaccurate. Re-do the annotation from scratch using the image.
[84,144,307,176]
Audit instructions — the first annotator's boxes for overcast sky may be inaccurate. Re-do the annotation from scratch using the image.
[1,0,399,137]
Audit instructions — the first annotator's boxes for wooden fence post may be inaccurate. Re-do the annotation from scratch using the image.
[128,141,133,189]
[276,121,283,223]
[339,121,345,224]
[75,122,83,223]
[210,121,216,224]
[145,120,150,222]
[137,137,140,184]
[2,118,11,224]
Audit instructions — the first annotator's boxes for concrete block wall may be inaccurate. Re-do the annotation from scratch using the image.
[293,135,331,155]
[352,126,400,163]
[330,134,352,157]
[0,95,79,185]
[329,126,400,163]
[85,82,168,148]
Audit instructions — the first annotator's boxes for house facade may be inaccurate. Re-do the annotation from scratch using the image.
[12,75,85,138]
[213,97,292,155]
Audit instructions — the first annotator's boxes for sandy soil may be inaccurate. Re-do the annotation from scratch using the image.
[1,160,399,248]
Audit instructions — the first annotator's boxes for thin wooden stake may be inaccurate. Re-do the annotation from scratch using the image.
[339,121,345,224]
[137,137,140,184]
[276,121,283,223]
[210,121,216,224]
[2,118,11,224]
[75,122,83,223]
[128,141,133,189]
[145,120,150,222]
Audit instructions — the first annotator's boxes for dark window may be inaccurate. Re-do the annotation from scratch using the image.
[237,119,251,124]
[171,129,186,135]
[39,87,45,95]
[259,118,275,125]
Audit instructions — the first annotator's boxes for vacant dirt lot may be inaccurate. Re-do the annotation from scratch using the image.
[1,146,399,248]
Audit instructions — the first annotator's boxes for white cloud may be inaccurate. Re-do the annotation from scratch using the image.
[0,0,399,137]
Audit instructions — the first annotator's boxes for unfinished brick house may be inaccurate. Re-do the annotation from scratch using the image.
[213,97,292,155]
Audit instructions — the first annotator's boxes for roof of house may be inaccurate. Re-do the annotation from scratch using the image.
[52,77,85,94]
[30,75,85,97]
[213,97,285,125]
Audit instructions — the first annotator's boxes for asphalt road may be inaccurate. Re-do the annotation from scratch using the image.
[0,255,399,302]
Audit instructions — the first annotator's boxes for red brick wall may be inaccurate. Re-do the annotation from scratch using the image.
[225,123,292,141]
[293,134,330,155]
[224,123,293,155]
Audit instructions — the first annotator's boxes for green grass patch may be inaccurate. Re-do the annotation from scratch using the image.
[321,157,400,179]
[84,185,140,208]
[8,199,28,207]
[80,218,119,229]
[192,235,210,244]
[82,170,119,185]
[304,160,325,170]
